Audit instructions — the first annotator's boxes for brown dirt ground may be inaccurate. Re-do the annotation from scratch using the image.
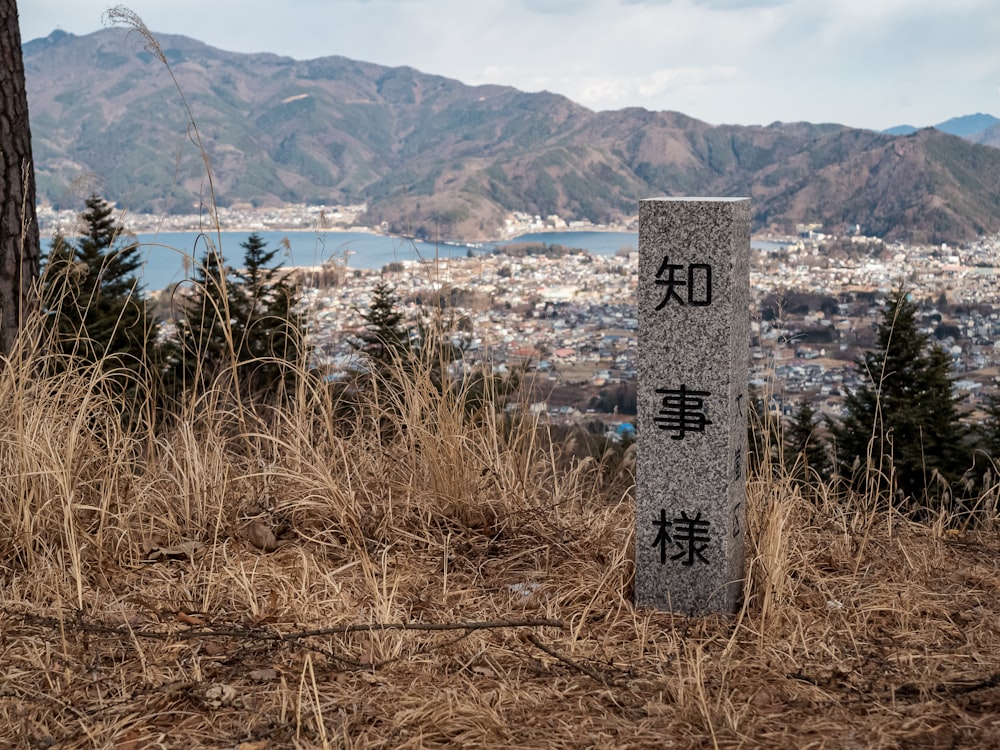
[3,489,999,749]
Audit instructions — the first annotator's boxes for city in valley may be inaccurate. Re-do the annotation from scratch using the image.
[293,222,1000,434]
[39,203,1000,432]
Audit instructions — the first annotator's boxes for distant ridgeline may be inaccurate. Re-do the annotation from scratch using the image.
[882,113,1000,140]
[23,28,1000,245]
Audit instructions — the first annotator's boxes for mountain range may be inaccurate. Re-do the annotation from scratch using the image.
[23,28,1000,245]
[883,114,1000,145]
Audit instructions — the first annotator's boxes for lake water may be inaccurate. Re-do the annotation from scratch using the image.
[122,230,641,292]
[47,228,782,292]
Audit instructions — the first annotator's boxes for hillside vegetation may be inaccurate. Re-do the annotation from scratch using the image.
[2,296,1000,747]
[25,28,1000,244]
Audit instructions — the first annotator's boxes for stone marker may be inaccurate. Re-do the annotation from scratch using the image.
[635,197,750,614]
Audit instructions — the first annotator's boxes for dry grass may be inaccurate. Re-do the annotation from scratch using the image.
[1,318,999,750]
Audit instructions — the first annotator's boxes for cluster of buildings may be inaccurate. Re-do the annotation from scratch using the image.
[37,201,634,240]
[301,228,1000,425]
[501,211,636,237]
[752,233,1000,418]
[302,248,639,385]
[36,202,371,235]
[37,198,1000,424]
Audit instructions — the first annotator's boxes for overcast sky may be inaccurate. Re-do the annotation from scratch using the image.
[18,0,1000,131]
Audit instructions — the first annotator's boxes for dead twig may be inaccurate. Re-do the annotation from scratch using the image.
[12,611,562,641]
[265,618,565,638]
[524,632,616,686]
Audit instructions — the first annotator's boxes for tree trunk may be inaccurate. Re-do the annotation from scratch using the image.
[0,0,40,356]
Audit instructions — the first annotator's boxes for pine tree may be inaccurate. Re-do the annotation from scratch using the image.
[351,282,520,422]
[353,282,411,374]
[162,241,236,401]
[162,234,307,406]
[231,233,306,397]
[784,399,831,483]
[831,287,967,505]
[41,194,152,376]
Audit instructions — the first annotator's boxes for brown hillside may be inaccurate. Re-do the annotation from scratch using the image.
[24,28,1000,244]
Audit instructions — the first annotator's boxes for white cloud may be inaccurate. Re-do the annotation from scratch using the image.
[692,0,788,7]
[636,67,741,99]
[522,0,598,13]
[559,68,743,115]
[621,0,789,7]
[576,78,635,107]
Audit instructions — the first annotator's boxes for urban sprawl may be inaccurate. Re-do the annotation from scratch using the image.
[38,204,1000,429]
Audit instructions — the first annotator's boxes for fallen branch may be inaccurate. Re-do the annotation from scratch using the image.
[524,632,616,686]
[14,611,563,642]
[267,618,565,638]
[894,672,1000,698]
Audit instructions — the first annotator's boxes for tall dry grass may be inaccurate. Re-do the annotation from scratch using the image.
[1,288,998,747]
[0,288,627,741]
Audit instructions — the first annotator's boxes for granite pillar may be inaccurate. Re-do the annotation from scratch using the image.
[635,197,750,614]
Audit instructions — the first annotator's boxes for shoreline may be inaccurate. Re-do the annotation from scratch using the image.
[39,213,797,251]
[37,203,639,245]
[122,224,640,245]
[101,226,645,294]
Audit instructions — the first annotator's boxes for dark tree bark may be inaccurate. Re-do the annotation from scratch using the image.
[0,0,40,356]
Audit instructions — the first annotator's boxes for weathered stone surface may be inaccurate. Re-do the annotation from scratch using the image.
[635,197,750,614]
